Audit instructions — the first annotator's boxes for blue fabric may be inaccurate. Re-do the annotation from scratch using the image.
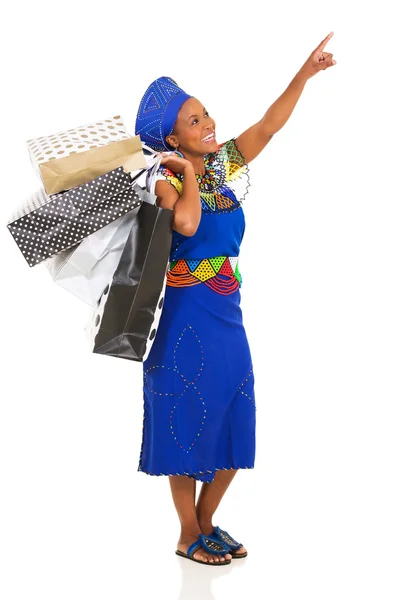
[138,140,256,483]
[139,284,256,483]
[187,534,230,557]
[170,208,245,262]
[135,76,192,152]
[156,137,250,261]
[210,526,242,550]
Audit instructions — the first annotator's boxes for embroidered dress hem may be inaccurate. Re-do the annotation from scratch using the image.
[137,463,255,483]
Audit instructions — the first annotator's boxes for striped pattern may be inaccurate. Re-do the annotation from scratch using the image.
[8,187,56,223]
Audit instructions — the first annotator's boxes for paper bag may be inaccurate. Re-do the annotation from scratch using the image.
[86,201,173,362]
[45,186,156,305]
[27,115,147,194]
[7,167,142,267]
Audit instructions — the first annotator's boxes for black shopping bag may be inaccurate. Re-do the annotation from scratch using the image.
[86,200,173,362]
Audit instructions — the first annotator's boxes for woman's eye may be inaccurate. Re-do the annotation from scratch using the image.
[191,113,209,125]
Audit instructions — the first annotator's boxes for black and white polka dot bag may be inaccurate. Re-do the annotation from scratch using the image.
[42,150,162,305]
[44,197,141,306]
[7,166,143,268]
[85,153,173,362]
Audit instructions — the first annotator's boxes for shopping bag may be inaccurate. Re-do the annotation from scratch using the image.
[27,115,148,195]
[7,166,142,267]
[38,136,146,195]
[86,200,173,362]
[27,115,129,169]
[45,185,157,306]
[45,208,137,306]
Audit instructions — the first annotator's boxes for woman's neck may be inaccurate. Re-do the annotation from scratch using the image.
[180,150,206,176]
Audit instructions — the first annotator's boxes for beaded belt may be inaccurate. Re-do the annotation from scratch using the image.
[166,256,241,295]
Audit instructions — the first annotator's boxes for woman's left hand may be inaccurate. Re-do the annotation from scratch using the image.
[298,31,336,80]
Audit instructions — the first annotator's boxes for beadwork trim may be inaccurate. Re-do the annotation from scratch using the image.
[166,256,242,294]
[156,138,251,214]
[138,329,256,479]
[137,464,255,480]
[237,368,256,408]
[141,324,207,455]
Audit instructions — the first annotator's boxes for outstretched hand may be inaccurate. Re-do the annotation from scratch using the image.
[299,32,336,80]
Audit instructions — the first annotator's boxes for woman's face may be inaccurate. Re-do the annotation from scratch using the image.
[166,97,218,154]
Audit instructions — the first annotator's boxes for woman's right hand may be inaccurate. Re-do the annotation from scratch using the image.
[160,152,193,175]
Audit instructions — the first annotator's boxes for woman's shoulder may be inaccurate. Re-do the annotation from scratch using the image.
[154,164,183,195]
[214,138,247,167]
[207,138,249,190]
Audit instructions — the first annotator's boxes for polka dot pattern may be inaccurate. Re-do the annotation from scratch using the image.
[166,256,241,294]
[27,116,129,173]
[142,268,168,362]
[7,167,142,267]
[192,260,216,282]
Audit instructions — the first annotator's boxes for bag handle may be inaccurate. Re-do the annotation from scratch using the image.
[130,143,177,195]
[145,153,164,195]
[129,143,161,192]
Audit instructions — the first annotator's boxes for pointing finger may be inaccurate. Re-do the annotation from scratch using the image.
[315,31,334,53]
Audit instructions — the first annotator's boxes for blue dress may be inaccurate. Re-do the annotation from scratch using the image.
[138,138,256,483]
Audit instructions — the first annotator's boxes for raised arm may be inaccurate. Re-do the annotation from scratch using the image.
[235,32,336,164]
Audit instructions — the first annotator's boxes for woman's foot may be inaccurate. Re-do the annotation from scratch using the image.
[177,533,232,564]
[229,545,248,557]
[198,519,247,557]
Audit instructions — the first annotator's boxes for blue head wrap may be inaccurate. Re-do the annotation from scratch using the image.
[135,76,193,152]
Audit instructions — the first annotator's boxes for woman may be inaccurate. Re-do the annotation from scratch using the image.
[134,32,336,566]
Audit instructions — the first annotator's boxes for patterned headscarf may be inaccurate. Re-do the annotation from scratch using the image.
[135,76,193,152]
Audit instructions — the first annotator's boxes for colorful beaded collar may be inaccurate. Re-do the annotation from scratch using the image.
[160,138,250,214]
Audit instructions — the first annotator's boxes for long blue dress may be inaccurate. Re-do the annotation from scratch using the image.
[138,138,256,483]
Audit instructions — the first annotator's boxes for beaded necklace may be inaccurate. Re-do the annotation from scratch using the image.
[161,138,250,214]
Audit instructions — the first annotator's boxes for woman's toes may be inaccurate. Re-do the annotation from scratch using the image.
[212,554,220,562]
[191,548,231,563]
[218,554,228,562]
[207,553,216,562]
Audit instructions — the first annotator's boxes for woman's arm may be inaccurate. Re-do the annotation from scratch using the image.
[235,32,336,164]
[155,156,201,237]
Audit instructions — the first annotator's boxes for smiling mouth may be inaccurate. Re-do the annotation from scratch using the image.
[201,132,215,143]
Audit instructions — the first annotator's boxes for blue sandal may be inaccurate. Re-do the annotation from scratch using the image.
[209,526,248,559]
[176,533,232,565]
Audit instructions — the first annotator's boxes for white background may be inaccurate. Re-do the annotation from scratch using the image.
[1,1,399,599]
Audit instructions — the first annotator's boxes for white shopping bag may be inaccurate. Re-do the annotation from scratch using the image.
[45,181,158,305]
[45,208,137,306]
